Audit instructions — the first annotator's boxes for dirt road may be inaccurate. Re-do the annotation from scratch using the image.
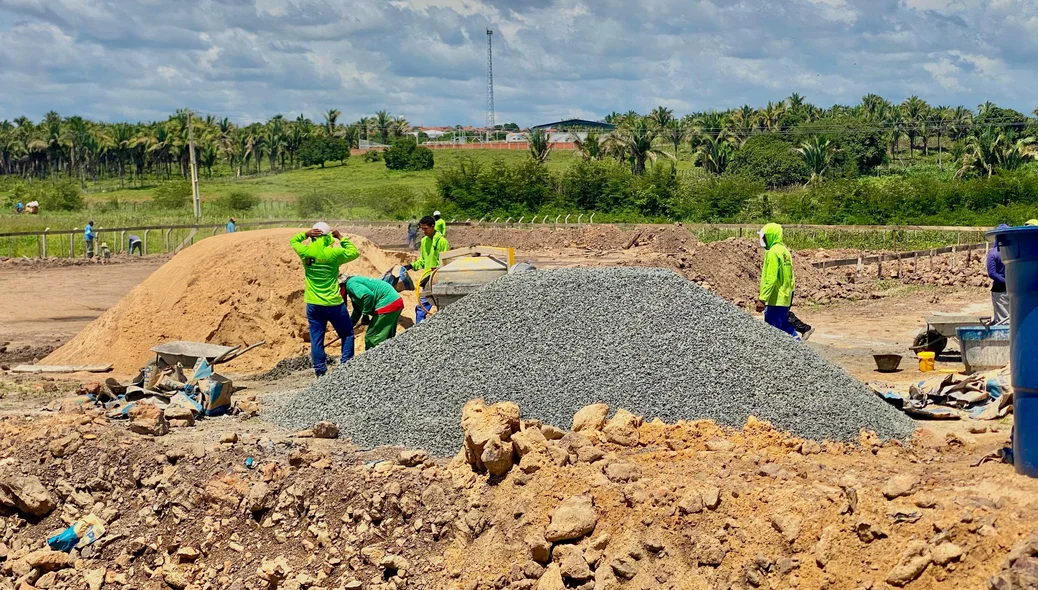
[0,257,165,364]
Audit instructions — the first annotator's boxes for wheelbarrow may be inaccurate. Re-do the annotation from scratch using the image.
[150,340,266,369]
[910,314,991,355]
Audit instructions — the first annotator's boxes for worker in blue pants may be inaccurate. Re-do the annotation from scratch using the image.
[404,215,449,324]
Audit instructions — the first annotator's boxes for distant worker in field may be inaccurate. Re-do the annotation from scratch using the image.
[84,220,95,259]
[340,275,404,350]
[987,224,1011,325]
[755,223,797,337]
[407,216,420,250]
[433,210,446,237]
[14,201,23,214]
[99,242,111,264]
[227,217,236,233]
[128,234,143,256]
[405,215,450,323]
[291,222,360,377]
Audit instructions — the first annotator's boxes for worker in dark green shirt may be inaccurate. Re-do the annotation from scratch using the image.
[290,222,360,377]
[340,275,404,350]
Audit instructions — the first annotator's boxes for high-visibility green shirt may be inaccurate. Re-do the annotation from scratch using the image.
[412,232,450,271]
[758,223,794,307]
[434,218,446,236]
[343,276,402,325]
[291,232,359,306]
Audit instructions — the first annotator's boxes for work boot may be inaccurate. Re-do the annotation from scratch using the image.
[802,327,815,341]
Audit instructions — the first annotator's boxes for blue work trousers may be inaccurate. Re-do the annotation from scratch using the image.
[306,303,354,377]
[764,305,798,338]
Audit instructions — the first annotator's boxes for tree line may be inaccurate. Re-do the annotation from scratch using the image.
[539,95,1038,180]
[0,109,414,186]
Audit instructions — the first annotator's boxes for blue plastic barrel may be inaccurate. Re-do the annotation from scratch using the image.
[989,226,1038,477]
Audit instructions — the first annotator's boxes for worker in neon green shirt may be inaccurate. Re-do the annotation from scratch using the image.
[290,222,360,377]
[405,215,450,323]
[755,223,797,337]
[433,211,446,236]
[340,275,404,350]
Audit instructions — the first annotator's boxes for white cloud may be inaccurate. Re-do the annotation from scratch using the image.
[0,0,1035,125]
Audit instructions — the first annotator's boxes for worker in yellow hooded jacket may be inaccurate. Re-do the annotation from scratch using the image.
[755,223,797,337]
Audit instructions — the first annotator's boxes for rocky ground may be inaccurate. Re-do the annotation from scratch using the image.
[0,375,1036,590]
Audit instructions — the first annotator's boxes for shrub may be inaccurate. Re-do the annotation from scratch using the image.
[363,186,418,218]
[726,135,809,188]
[152,182,191,209]
[295,192,337,217]
[222,190,259,211]
[385,137,435,171]
[362,150,383,163]
[676,175,765,222]
[299,136,350,168]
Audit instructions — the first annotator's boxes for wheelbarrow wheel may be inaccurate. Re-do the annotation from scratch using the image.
[912,330,947,355]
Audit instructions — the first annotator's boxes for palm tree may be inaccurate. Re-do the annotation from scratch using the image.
[948,106,973,142]
[884,108,905,166]
[527,129,552,164]
[323,109,341,136]
[693,136,734,175]
[264,116,285,172]
[731,106,757,144]
[796,137,837,181]
[860,94,889,121]
[613,118,673,175]
[663,120,685,160]
[759,101,786,131]
[342,124,361,150]
[390,116,411,138]
[374,110,392,144]
[786,93,807,115]
[649,106,674,130]
[953,128,1036,178]
[573,132,603,161]
[900,95,928,160]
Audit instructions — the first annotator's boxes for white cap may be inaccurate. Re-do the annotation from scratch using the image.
[312,222,331,236]
[433,211,441,216]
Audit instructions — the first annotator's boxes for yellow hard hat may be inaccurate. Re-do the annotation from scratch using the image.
[1026,219,1038,226]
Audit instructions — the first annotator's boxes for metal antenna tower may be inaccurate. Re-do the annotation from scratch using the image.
[485,28,495,143]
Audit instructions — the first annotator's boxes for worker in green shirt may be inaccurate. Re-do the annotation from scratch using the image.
[433,210,446,237]
[755,223,797,338]
[290,222,360,377]
[404,215,450,323]
[340,275,404,350]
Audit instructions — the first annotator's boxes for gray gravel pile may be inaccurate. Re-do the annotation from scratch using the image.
[271,268,915,455]
[257,356,337,381]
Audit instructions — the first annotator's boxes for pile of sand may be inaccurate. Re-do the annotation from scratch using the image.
[44,229,413,375]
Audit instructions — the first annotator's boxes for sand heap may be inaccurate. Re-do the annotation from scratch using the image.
[44,229,413,375]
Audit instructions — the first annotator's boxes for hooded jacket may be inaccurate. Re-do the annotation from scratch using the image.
[291,232,360,306]
[758,223,794,307]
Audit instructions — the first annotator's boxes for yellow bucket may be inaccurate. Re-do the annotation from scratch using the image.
[918,351,936,372]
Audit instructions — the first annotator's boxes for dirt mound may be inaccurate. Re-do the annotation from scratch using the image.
[345,223,699,253]
[43,229,412,375]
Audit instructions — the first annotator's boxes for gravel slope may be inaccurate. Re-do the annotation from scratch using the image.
[271,268,915,454]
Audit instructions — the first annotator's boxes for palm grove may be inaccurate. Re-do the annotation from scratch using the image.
[2,94,1038,225]
[443,95,1038,225]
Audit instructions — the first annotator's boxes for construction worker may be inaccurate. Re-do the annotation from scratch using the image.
[405,215,450,323]
[14,201,23,214]
[407,216,419,250]
[227,218,236,233]
[987,224,1010,325]
[340,275,404,350]
[84,220,95,259]
[755,223,797,337]
[128,234,143,256]
[433,211,446,237]
[290,222,360,377]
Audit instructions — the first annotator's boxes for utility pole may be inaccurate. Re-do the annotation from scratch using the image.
[485,28,495,144]
[187,109,201,219]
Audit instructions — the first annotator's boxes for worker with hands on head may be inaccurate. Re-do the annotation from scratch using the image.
[755,223,797,337]
[340,275,404,350]
[290,222,360,377]
[433,210,446,237]
[404,215,450,323]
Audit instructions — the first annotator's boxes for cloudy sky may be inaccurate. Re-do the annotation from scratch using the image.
[0,0,1035,127]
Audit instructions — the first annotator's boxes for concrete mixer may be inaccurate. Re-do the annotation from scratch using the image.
[422,246,534,309]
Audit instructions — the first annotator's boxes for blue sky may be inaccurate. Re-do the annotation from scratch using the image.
[0,0,1035,126]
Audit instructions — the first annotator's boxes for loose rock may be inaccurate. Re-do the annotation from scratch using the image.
[545,496,597,542]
